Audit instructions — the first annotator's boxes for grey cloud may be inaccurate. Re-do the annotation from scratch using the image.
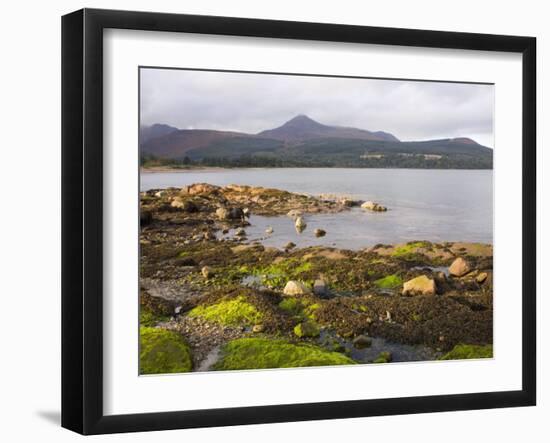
[140,68,494,148]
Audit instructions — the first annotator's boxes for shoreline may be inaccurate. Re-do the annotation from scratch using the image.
[139,182,493,373]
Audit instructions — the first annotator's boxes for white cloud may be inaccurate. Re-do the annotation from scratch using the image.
[140,68,494,148]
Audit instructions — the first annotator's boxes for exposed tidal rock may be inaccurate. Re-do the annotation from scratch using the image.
[283,280,311,296]
[314,228,326,237]
[361,201,387,212]
[449,257,471,277]
[293,321,320,338]
[313,279,328,296]
[295,216,307,232]
[402,275,437,296]
[265,226,274,234]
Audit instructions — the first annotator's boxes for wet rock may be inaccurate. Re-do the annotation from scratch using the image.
[265,226,274,234]
[183,183,220,195]
[243,207,251,217]
[235,228,246,237]
[231,244,264,253]
[402,275,437,296]
[174,257,197,267]
[295,216,307,232]
[361,201,387,212]
[229,207,244,220]
[353,335,372,349]
[293,321,320,338]
[154,191,164,198]
[201,266,214,279]
[313,279,328,296]
[476,272,488,283]
[283,280,311,296]
[449,257,471,277]
[314,228,326,237]
[284,242,296,251]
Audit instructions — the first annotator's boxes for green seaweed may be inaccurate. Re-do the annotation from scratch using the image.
[140,306,169,327]
[187,295,263,326]
[391,241,430,258]
[373,274,403,289]
[439,344,493,360]
[140,327,192,374]
[214,338,356,370]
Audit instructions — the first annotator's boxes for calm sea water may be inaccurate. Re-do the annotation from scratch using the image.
[141,168,493,249]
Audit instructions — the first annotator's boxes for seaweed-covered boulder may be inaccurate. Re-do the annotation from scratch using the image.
[283,280,311,296]
[294,321,320,338]
[214,338,355,370]
[449,257,471,277]
[402,275,436,296]
[139,327,192,374]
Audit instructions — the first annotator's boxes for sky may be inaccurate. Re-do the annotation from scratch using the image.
[140,68,494,148]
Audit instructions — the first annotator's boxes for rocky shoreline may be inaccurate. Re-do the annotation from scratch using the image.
[139,183,493,374]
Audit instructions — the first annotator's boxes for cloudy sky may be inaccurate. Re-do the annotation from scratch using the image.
[140,68,494,148]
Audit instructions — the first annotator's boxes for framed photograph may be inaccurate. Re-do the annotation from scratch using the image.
[62,8,536,435]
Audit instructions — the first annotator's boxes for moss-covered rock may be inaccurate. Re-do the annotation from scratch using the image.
[214,338,355,370]
[140,327,192,374]
[293,321,320,338]
[439,344,493,360]
[187,295,263,327]
[374,274,403,289]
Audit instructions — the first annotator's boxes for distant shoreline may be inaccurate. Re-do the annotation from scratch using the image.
[141,165,493,173]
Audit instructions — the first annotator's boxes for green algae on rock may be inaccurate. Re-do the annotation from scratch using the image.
[187,295,263,327]
[439,344,493,360]
[373,274,403,289]
[140,327,193,374]
[213,338,355,370]
[293,321,321,338]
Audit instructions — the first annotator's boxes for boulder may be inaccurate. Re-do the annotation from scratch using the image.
[449,257,471,277]
[184,183,220,195]
[353,335,372,349]
[229,207,244,220]
[361,201,387,212]
[402,275,437,296]
[293,322,320,338]
[283,280,311,296]
[295,216,307,231]
[314,228,326,237]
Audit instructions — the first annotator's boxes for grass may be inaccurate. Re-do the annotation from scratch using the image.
[214,338,356,370]
[373,274,403,289]
[187,295,263,327]
[139,327,193,374]
[439,344,493,360]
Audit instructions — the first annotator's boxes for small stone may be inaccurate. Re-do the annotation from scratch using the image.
[284,241,296,250]
[476,272,488,283]
[265,226,274,234]
[314,228,326,237]
[201,266,213,278]
[449,257,471,277]
[235,228,246,237]
[252,324,265,333]
[295,216,307,233]
[353,335,372,349]
[283,280,311,296]
[402,275,437,296]
[243,208,251,217]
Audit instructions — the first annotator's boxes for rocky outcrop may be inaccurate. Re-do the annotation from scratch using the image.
[361,201,387,212]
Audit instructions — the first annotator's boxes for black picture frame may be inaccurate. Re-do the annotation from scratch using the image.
[61,8,536,435]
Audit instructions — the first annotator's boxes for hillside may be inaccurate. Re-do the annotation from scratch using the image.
[140,115,492,169]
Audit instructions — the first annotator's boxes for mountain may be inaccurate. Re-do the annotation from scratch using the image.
[139,123,178,144]
[140,115,492,169]
[257,114,399,142]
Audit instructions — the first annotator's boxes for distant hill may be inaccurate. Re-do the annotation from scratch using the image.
[139,123,178,144]
[140,115,492,169]
[257,114,399,142]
